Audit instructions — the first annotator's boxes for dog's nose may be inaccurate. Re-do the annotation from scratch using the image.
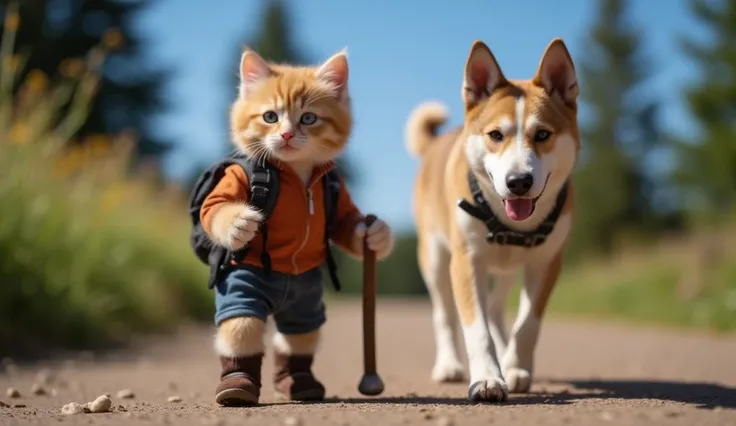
[506,173,534,196]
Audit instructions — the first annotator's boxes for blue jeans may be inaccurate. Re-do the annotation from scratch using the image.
[214,265,326,335]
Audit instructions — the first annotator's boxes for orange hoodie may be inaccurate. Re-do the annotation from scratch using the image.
[200,160,364,275]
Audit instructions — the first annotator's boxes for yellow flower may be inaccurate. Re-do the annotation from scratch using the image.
[3,55,19,72]
[102,28,124,51]
[4,13,20,32]
[87,134,112,157]
[9,123,30,145]
[25,69,48,92]
[59,58,85,79]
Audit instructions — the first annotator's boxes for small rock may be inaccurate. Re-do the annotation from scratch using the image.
[11,404,25,408]
[6,388,20,398]
[31,384,46,396]
[36,369,54,385]
[87,395,112,413]
[116,405,127,412]
[599,412,614,422]
[437,417,454,426]
[284,416,301,426]
[116,389,135,399]
[0,400,8,408]
[61,402,87,415]
[167,395,182,403]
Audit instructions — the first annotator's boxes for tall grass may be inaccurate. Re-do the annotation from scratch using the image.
[0,3,212,355]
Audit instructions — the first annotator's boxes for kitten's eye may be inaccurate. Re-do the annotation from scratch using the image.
[299,112,318,125]
[534,129,551,142]
[488,130,504,142]
[262,111,279,124]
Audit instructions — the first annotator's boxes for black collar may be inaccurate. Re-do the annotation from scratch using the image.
[457,170,569,248]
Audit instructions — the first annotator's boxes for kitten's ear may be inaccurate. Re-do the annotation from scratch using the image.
[533,38,578,105]
[239,48,273,98]
[462,40,507,109]
[316,48,349,98]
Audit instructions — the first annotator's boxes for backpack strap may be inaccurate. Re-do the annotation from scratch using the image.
[225,154,280,276]
[322,170,342,292]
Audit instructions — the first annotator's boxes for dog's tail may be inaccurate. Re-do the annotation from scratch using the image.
[405,101,449,158]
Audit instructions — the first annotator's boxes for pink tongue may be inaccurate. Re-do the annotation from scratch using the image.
[504,199,533,221]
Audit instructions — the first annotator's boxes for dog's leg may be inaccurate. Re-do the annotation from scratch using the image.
[502,251,563,393]
[485,274,515,361]
[419,235,464,383]
[450,245,508,402]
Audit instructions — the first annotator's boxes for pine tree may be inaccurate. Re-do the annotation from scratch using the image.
[571,0,664,256]
[0,0,171,164]
[675,0,736,221]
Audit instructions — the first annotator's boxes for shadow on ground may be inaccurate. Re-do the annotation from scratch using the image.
[258,379,736,410]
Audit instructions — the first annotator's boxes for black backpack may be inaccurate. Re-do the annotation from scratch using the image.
[188,151,342,291]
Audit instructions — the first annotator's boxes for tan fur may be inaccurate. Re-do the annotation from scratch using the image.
[405,101,450,157]
[272,331,320,355]
[215,317,265,357]
[210,202,264,251]
[229,48,353,179]
[408,38,580,399]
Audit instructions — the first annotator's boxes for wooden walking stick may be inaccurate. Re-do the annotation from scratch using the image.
[357,214,385,396]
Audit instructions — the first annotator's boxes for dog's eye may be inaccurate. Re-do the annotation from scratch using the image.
[488,130,504,142]
[534,129,551,142]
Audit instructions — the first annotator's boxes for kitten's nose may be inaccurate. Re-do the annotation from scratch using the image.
[281,131,294,141]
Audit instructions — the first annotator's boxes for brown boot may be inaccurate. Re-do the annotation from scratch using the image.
[273,352,325,401]
[215,354,263,406]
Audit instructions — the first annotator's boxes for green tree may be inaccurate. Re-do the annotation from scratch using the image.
[0,0,172,164]
[674,0,736,222]
[570,0,667,257]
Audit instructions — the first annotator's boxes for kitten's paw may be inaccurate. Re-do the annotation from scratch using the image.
[212,203,263,250]
[467,377,508,403]
[353,219,394,259]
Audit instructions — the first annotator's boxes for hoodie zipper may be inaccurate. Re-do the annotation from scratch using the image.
[290,186,314,274]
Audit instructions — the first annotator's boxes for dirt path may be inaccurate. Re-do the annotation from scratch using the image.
[1,299,735,426]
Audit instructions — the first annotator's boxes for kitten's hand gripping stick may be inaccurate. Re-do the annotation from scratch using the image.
[357,214,385,396]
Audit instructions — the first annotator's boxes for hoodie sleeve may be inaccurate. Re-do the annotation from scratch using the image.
[200,164,250,237]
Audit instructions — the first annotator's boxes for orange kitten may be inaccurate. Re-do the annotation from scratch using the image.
[229,48,352,182]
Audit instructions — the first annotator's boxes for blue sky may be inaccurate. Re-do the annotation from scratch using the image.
[137,0,703,232]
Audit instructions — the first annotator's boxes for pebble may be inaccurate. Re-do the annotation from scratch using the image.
[11,404,25,408]
[36,369,54,385]
[31,384,46,396]
[61,402,88,415]
[0,400,7,408]
[116,389,135,399]
[87,395,112,413]
[167,395,182,403]
[6,388,20,398]
[437,417,454,426]
[284,416,302,426]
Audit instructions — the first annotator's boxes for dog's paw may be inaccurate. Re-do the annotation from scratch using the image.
[431,360,465,383]
[467,377,508,403]
[504,367,532,393]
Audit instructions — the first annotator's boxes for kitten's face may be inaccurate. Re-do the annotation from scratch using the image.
[230,49,352,165]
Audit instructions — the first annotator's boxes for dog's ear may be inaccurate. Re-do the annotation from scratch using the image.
[533,38,578,105]
[462,40,507,109]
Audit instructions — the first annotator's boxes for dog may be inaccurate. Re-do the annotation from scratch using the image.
[405,38,579,402]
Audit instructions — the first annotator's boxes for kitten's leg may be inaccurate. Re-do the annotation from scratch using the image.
[214,316,265,406]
